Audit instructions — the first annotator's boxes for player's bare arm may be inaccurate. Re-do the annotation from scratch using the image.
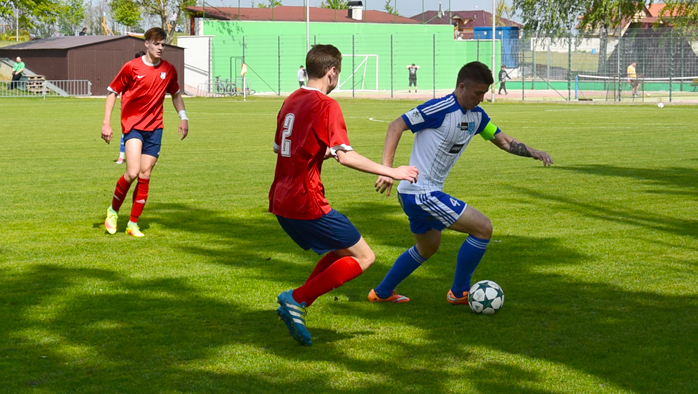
[375,116,410,196]
[171,93,189,140]
[335,149,418,183]
[491,131,553,166]
[101,92,118,144]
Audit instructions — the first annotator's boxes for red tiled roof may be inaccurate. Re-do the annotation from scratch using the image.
[185,6,420,24]
[410,10,521,28]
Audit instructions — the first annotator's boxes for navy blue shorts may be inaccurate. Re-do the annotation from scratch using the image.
[399,191,467,234]
[276,209,362,255]
[124,128,163,158]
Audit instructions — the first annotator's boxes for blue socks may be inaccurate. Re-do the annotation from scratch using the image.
[451,236,489,298]
[375,246,426,299]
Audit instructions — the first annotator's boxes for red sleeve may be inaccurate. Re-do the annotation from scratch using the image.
[166,65,180,95]
[108,62,132,94]
[324,100,351,148]
[273,106,285,150]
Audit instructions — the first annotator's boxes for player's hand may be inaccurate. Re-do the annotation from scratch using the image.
[531,149,553,166]
[179,120,189,140]
[101,124,113,144]
[375,176,394,196]
[391,165,419,184]
[324,147,333,160]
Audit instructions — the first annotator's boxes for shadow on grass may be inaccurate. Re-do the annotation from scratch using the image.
[556,165,698,196]
[2,200,697,393]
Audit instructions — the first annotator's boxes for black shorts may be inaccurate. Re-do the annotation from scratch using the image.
[409,77,417,86]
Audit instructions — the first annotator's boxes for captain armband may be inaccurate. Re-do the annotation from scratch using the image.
[480,122,499,140]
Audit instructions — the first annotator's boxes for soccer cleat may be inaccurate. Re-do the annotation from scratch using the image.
[447,289,469,305]
[126,221,144,237]
[276,290,312,346]
[115,158,124,164]
[105,206,118,234]
[367,289,410,303]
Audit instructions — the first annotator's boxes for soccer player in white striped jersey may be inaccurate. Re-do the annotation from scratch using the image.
[368,61,553,305]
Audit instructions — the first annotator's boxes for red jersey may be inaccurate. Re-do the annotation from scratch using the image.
[108,56,180,134]
[269,87,352,220]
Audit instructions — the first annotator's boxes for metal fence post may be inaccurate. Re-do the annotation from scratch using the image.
[521,30,525,101]
[433,34,436,99]
[532,35,536,90]
[670,29,673,102]
[390,35,393,99]
[568,31,572,101]
[278,36,281,95]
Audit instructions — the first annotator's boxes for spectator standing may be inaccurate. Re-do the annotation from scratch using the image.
[627,61,640,97]
[498,65,511,95]
[9,57,25,90]
[297,65,307,87]
[407,63,419,93]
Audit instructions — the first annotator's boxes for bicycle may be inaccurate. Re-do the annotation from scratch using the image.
[214,76,236,96]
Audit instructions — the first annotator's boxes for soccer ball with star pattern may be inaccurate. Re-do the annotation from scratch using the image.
[468,280,504,315]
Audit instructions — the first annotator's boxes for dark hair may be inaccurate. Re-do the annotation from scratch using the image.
[305,44,342,79]
[456,61,494,86]
[135,51,146,58]
[144,27,167,42]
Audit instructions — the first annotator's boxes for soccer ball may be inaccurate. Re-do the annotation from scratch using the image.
[646,93,651,97]
[468,280,504,315]
[657,102,664,109]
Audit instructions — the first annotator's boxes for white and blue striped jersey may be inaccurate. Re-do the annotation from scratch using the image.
[397,93,498,195]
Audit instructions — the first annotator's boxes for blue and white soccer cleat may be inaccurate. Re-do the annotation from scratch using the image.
[276,290,312,346]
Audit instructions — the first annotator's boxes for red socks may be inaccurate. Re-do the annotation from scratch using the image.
[130,177,149,222]
[305,252,342,283]
[293,256,363,307]
[111,175,133,211]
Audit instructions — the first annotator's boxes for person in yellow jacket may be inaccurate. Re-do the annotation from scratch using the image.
[627,61,640,97]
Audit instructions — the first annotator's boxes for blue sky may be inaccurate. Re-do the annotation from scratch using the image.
[205,0,521,21]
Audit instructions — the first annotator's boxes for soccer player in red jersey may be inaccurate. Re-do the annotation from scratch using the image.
[100,27,189,237]
[270,44,419,346]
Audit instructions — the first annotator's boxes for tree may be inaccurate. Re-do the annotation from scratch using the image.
[513,0,648,37]
[1,0,65,35]
[513,0,650,77]
[495,0,515,26]
[321,0,348,9]
[110,0,141,30]
[659,1,698,31]
[383,0,399,16]
[57,0,86,35]
[108,0,196,41]
[257,0,283,8]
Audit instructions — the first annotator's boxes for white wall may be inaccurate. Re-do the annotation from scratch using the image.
[177,36,212,94]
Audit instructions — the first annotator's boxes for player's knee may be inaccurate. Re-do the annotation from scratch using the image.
[476,217,493,239]
[125,170,139,181]
[416,242,439,259]
[355,249,375,271]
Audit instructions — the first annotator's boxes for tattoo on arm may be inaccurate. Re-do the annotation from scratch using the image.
[509,141,532,157]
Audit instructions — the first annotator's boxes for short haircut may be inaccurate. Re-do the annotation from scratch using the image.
[456,61,494,86]
[135,51,146,58]
[305,44,342,79]
[144,27,167,42]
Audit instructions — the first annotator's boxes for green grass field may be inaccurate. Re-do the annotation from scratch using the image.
[2,97,697,393]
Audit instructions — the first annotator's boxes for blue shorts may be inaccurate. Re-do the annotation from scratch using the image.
[124,128,163,158]
[398,191,467,234]
[276,209,362,255]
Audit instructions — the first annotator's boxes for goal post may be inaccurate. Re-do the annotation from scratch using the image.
[336,54,379,91]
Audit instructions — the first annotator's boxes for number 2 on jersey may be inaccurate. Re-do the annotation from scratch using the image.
[280,113,295,157]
